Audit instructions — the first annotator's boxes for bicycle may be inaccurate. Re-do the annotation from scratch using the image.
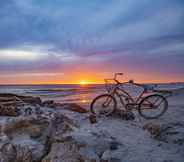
[90,73,172,119]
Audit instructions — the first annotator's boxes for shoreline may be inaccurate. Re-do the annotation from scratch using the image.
[0,81,184,86]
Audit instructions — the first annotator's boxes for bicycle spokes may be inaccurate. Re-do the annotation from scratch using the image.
[102,97,112,107]
[90,95,116,116]
[139,95,168,119]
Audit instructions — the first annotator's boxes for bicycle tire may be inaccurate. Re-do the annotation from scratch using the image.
[90,94,117,116]
[138,94,168,119]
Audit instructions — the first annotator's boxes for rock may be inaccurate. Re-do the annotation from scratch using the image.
[0,104,78,162]
[101,150,122,162]
[35,107,43,115]
[123,111,135,120]
[0,104,19,116]
[29,126,42,138]
[79,147,100,162]
[89,114,97,124]
[42,100,55,107]
[20,96,42,106]
[0,93,42,106]
[42,134,102,162]
[57,103,88,113]
[15,144,33,162]
[1,143,33,162]
[100,160,108,162]
[109,141,120,151]
[0,143,17,162]
[143,122,161,137]
[143,122,184,145]
[159,123,184,144]
[0,95,24,107]
[41,126,122,162]
[65,103,88,113]
[42,138,83,162]
[101,150,111,161]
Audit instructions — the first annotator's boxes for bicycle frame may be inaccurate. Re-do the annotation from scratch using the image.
[108,83,147,110]
[104,73,172,111]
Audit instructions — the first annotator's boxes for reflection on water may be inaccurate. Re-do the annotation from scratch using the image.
[81,94,88,103]
[51,88,105,107]
[82,99,87,103]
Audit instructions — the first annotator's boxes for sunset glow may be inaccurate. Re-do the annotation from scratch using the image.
[79,81,88,85]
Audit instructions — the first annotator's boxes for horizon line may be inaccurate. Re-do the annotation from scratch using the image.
[0,81,184,86]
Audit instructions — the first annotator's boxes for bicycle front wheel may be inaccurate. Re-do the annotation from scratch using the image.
[90,94,117,116]
[138,94,168,119]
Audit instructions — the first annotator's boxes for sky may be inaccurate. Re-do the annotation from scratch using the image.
[0,0,184,84]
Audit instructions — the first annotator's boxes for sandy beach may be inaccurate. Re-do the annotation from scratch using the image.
[0,84,183,162]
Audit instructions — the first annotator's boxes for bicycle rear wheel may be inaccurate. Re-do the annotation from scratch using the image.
[90,94,117,116]
[138,94,168,119]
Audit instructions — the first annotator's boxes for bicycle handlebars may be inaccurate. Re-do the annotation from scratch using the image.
[105,73,146,88]
[114,73,123,83]
[104,73,123,84]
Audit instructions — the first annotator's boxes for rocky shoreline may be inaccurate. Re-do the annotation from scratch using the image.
[0,93,184,162]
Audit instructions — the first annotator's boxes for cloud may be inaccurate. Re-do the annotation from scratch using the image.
[1,72,64,77]
[0,0,183,50]
[0,0,183,82]
[0,49,42,61]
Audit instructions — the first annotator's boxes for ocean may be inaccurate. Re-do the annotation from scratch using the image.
[0,84,105,107]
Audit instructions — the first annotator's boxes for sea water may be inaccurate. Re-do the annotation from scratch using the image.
[0,84,105,107]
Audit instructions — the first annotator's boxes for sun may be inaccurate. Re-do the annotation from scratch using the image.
[79,80,88,85]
